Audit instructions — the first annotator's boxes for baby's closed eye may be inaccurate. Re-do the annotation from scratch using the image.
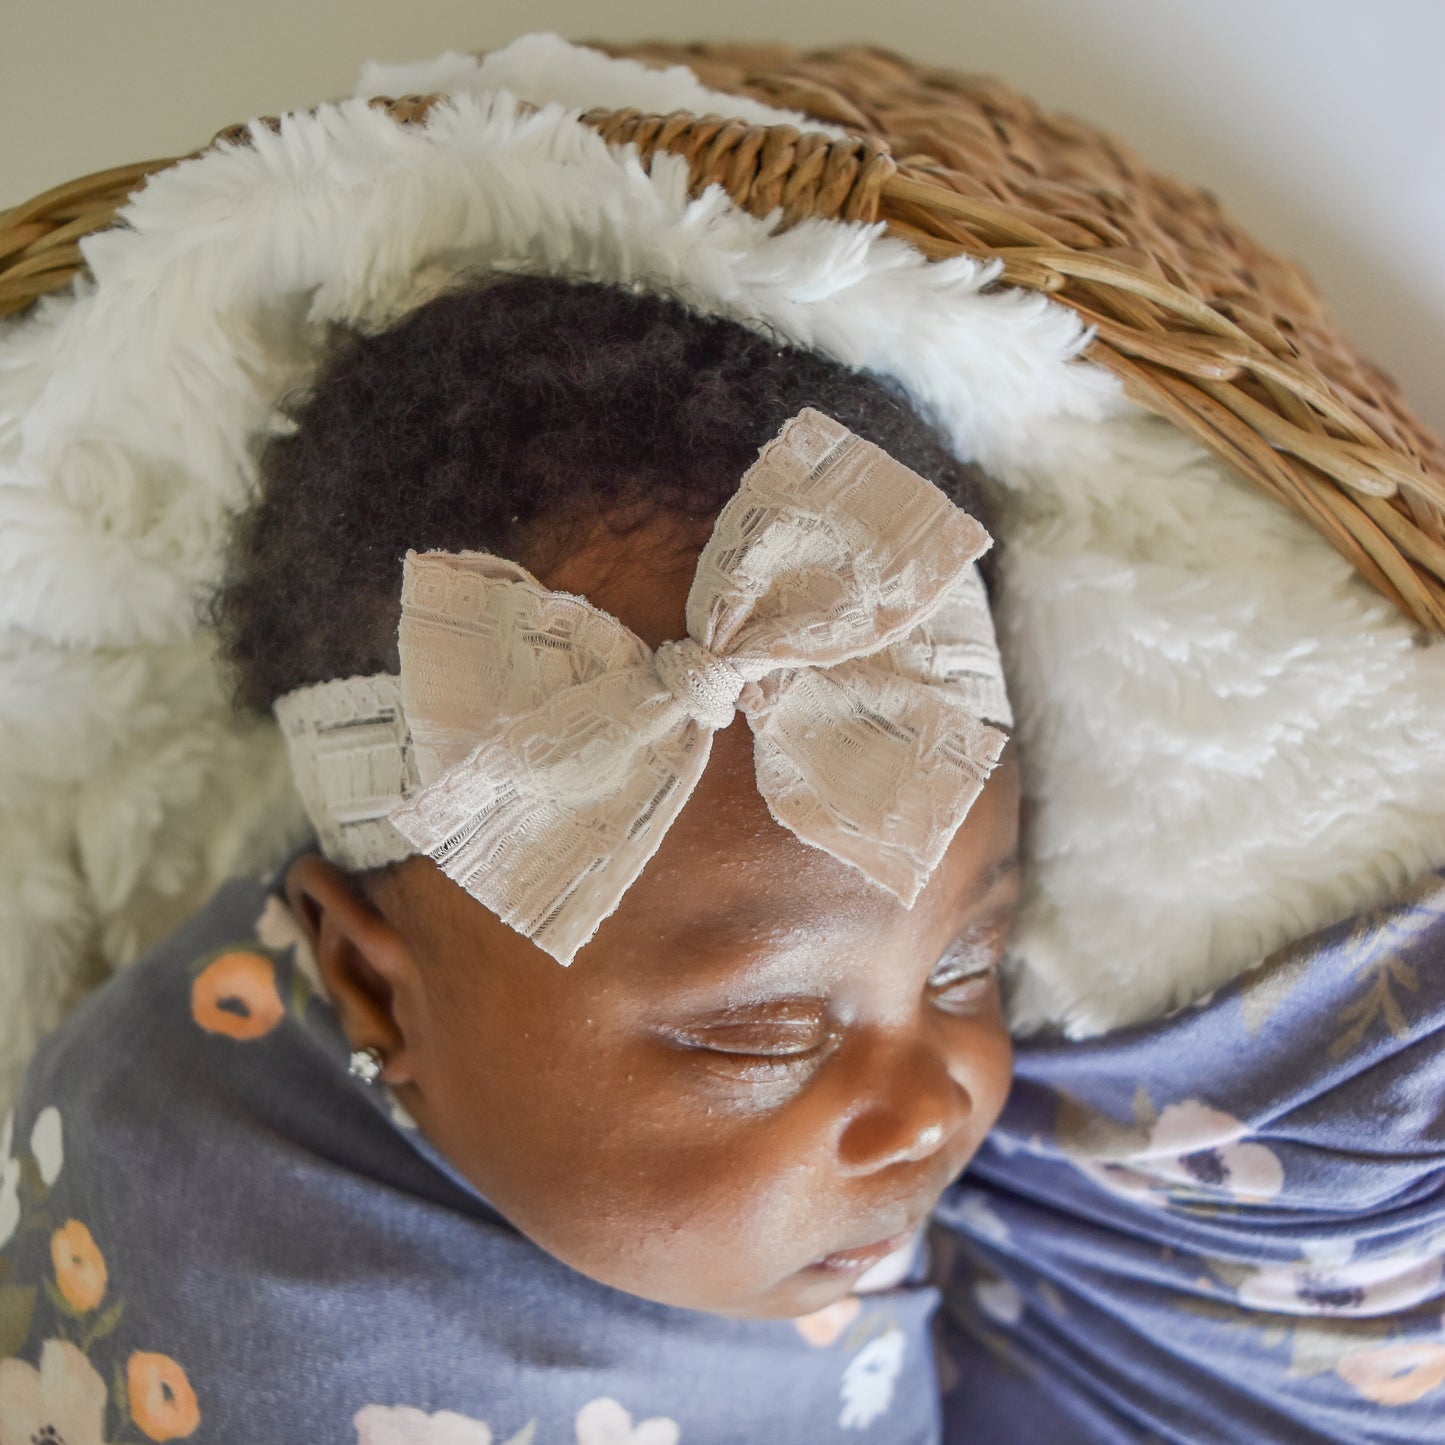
[927,918,1009,1015]
[661,1003,837,1076]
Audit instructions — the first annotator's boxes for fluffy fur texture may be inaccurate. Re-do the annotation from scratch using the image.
[2,32,1443,1114]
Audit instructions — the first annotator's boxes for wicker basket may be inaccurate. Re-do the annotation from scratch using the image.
[4,37,1442,634]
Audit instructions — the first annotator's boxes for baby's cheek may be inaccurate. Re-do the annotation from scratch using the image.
[418,999,837,1310]
[969,1013,1015,1130]
[546,1083,831,1308]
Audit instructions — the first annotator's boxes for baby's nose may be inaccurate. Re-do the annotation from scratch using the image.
[834,1034,972,1176]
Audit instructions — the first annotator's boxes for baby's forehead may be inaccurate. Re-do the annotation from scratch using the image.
[406,718,1018,1002]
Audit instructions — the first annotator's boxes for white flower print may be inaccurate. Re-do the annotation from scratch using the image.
[1066,1098,1284,1208]
[974,1276,1025,1325]
[354,1404,494,1445]
[385,1088,420,1131]
[29,1106,63,1187]
[0,1338,108,1445]
[952,1189,1010,1244]
[574,1397,679,1445]
[255,894,324,994]
[1300,1235,1356,1269]
[1237,1245,1443,1318]
[839,1328,906,1430]
[1143,1102,1283,1203]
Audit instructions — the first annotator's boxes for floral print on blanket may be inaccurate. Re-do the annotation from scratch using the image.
[354,1396,680,1444]
[1056,1090,1284,1210]
[347,1305,910,1442]
[2,869,951,1442]
[934,866,1445,1441]
[791,1299,910,1430]
[190,950,285,1040]
[0,1105,200,1442]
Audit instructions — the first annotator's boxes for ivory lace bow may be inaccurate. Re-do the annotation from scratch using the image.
[276,409,1013,965]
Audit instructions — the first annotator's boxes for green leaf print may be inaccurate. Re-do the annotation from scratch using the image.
[112,1357,131,1431]
[290,962,311,1018]
[0,1283,37,1358]
[81,1296,125,1351]
[19,1155,51,1207]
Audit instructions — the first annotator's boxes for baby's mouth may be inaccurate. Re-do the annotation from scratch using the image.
[809,1224,920,1275]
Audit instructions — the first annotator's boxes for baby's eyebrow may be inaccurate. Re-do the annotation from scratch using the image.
[976,843,1023,899]
[647,845,1023,986]
[669,845,1022,949]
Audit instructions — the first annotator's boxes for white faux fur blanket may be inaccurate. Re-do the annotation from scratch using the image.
[3,33,1443,1115]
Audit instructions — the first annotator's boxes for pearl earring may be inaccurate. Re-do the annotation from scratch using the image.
[347,1045,385,1085]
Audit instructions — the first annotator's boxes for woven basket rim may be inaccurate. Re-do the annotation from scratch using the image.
[2,38,1442,635]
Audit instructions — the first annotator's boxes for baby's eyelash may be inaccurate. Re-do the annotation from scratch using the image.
[685,1031,841,1084]
[701,1050,832,1082]
[663,1010,836,1074]
[929,926,1003,983]
[928,970,997,1016]
[926,918,1009,1011]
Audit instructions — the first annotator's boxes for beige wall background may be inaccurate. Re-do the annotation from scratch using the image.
[5,0,1441,434]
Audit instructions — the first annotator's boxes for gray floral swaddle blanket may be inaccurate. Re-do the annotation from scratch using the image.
[934,865,1445,1443]
[3,860,1443,1443]
[0,864,942,1445]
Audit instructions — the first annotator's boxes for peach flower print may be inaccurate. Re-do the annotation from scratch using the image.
[1335,1339,1445,1406]
[0,1338,107,1445]
[793,1296,862,1346]
[127,1351,200,1441]
[191,951,285,1040]
[50,1220,106,1312]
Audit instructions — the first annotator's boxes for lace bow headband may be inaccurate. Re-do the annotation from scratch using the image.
[274,409,1014,964]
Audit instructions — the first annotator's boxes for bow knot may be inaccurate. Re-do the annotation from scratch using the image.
[654,637,747,729]
[383,408,1013,965]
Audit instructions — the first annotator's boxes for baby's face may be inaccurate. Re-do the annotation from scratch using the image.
[304,513,1022,1320]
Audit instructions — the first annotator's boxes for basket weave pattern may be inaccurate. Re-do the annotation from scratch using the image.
[3,39,1442,633]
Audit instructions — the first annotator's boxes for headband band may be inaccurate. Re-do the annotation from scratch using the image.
[275,409,1013,963]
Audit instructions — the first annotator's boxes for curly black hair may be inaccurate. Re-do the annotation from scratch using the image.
[214,271,1002,713]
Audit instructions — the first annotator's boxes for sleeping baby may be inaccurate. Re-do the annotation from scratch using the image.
[1,271,1439,1445]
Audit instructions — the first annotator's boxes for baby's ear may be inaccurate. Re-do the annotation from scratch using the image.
[283,853,418,1085]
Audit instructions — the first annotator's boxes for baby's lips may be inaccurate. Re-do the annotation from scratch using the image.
[811,1224,919,1273]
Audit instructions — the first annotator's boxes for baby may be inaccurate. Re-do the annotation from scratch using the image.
[260,270,1024,1323]
[5,270,1442,1445]
[0,273,1020,1442]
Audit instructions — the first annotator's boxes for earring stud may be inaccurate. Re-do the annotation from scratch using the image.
[347,1045,385,1084]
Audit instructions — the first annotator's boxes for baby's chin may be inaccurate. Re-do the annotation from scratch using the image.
[666,1245,915,1322]
[712,1262,907,1321]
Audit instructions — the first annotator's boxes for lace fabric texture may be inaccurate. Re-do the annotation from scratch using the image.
[276,409,1014,964]
[274,674,420,869]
